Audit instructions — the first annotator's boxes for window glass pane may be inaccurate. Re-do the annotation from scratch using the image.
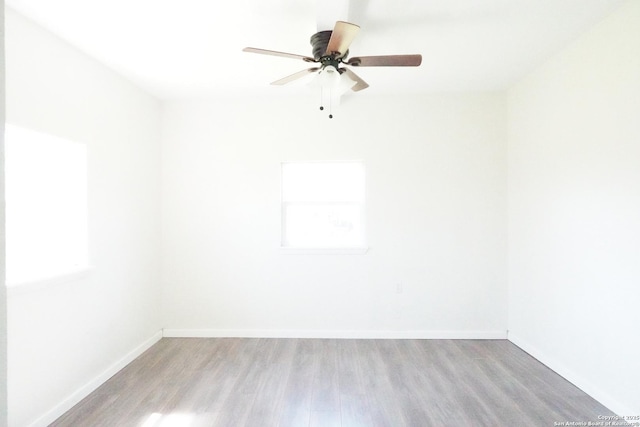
[6,125,89,284]
[282,162,365,202]
[283,203,365,247]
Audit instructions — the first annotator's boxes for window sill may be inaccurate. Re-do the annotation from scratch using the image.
[6,266,93,297]
[279,247,369,255]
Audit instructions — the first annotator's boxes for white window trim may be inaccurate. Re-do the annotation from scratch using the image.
[279,247,369,255]
[7,265,94,297]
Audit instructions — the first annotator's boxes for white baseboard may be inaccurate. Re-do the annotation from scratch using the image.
[29,330,163,427]
[508,332,634,417]
[162,328,508,340]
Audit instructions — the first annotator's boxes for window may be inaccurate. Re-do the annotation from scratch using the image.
[5,125,89,286]
[281,161,366,251]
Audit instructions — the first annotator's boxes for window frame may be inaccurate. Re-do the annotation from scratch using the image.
[5,124,92,292]
[280,160,369,254]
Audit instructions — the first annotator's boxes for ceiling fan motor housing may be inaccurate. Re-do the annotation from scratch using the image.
[310,30,346,68]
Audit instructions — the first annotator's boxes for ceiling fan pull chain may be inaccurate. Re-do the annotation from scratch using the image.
[319,86,325,112]
[328,89,334,119]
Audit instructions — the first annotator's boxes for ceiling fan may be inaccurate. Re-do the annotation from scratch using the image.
[243,21,422,117]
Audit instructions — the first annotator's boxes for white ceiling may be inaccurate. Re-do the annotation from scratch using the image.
[6,0,626,99]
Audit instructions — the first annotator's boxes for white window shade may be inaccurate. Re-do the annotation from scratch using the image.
[282,162,365,203]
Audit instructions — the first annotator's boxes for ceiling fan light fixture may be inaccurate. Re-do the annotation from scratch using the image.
[315,65,340,88]
[308,66,357,117]
[310,66,357,92]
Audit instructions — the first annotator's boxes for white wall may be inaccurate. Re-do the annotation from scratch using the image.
[507,0,640,415]
[5,9,162,427]
[1,2,8,426]
[161,93,508,338]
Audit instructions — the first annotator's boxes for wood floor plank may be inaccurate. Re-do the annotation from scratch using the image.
[336,339,368,397]
[50,338,617,427]
[310,340,341,413]
[244,340,297,427]
[340,393,374,427]
[277,339,316,427]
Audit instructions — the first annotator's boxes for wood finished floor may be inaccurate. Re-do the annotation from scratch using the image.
[51,338,615,427]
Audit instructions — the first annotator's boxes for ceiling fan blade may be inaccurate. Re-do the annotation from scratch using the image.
[347,54,422,67]
[325,21,360,57]
[341,68,369,92]
[243,47,316,63]
[271,68,321,86]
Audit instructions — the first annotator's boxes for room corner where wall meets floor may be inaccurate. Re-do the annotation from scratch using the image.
[26,332,162,427]
[161,329,509,340]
